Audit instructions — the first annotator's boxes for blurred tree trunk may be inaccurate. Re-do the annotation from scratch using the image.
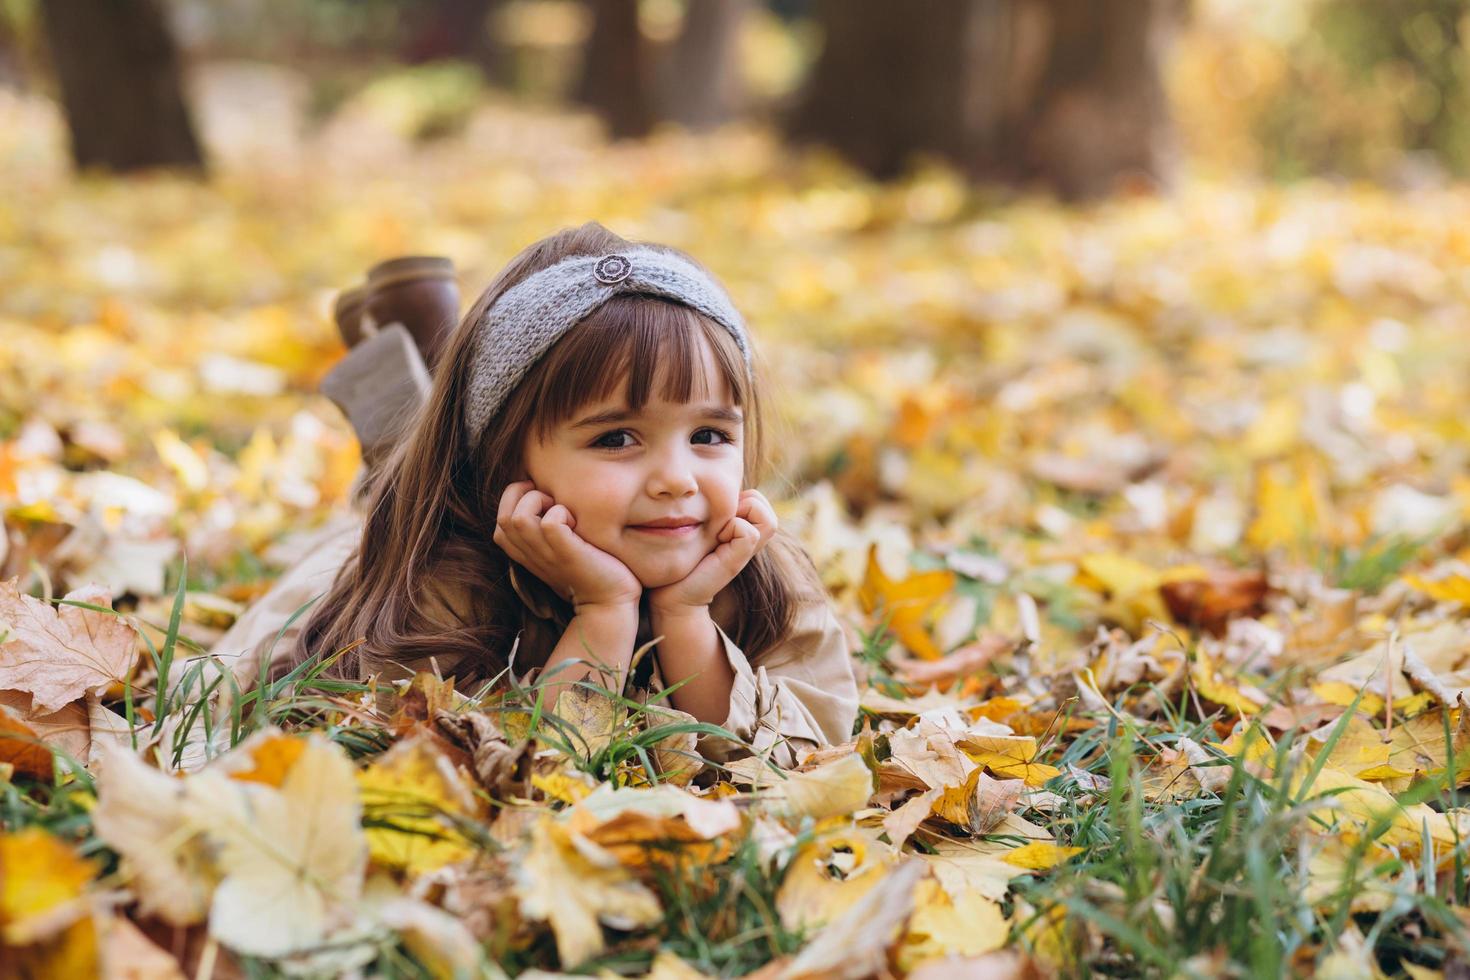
[574,0,653,139]
[39,0,204,173]
[659,0,748,129]
[400,0,506,82]
[0,13,24,88]
[787,0,992,179]
[787,0,1178,199]
[1011,0,1178,198]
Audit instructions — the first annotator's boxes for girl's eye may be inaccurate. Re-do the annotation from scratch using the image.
[591,430,634,450]
[693,427,736,446]
[590,428,736,450]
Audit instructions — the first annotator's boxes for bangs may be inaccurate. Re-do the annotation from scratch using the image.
[522,295,751,442]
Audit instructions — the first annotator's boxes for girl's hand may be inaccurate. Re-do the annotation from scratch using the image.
[648,489,777,613]
[493,481,642,613]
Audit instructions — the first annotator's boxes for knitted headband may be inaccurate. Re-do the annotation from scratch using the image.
[462,247,752,444]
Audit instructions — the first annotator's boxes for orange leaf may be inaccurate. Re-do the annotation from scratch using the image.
[858,545,955,661]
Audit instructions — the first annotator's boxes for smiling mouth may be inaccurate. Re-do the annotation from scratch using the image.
[628,523,701,537]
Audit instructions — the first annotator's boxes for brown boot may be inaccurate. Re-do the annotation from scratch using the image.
[331,256,461,372]
[364,256,460,371]
[333,284,370,349]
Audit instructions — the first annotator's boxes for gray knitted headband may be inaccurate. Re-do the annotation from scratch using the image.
[462,247,752,444]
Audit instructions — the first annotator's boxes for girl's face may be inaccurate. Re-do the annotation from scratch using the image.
[520,336,745,590]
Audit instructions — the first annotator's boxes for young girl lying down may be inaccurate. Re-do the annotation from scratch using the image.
[208,222,859,768]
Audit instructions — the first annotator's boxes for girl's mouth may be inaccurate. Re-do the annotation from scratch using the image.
[628,523,701,537]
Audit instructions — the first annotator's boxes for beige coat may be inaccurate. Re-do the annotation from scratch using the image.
[207,517,860,768]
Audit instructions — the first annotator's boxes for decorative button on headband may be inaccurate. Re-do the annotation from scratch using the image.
[462,247,752,444]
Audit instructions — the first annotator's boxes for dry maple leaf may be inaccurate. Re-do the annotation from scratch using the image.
[517,816,663,967]
[0,580,138,713]
[183,733,367,957]
[92,742,217,927]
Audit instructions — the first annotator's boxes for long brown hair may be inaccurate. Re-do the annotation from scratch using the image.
[292,222,818,685]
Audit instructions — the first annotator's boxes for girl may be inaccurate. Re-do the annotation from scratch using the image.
[209,222,859,769]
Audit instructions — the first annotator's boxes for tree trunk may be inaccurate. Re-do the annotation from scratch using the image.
[0,13,25,89]
[573,0,653,139]
[660,0,748,130]
[787,0,996,179]
[786,0,1177,199]
[400,0,506,83]
[39,0,204,173]
[1009,0,1178,199]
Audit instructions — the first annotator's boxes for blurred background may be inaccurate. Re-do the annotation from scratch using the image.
[3,0,1470,642]
[7,0,1470,188]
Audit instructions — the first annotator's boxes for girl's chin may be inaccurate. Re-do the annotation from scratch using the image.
[624,556,702,591]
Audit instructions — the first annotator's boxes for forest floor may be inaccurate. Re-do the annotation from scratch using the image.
[5,70,1470,977]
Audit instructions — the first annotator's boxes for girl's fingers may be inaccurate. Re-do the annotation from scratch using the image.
[541,503,576,530]
[497,480,535,525]
[736,490,778,541]
[718,517,759,553]
[511,488,551,524]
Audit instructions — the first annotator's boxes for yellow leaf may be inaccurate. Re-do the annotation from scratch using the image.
[1312,681,1385,717]
[516,817,662,967]
[151,429,208,493]
[770,751,874,820]
[858,544,955,660]
[777,827,893,932]
[955,733,1060,787]
[1247,459,1332,556]
[1076,553,1161,596]
[229,734,306,787]
[897,878,1009,971]
[1241,397,1302,459]
[0,828,97,945]
[1405,573,1470,606]
[1296,768,1456,855]
[1002,842,1084,870]
[1074,552,1168,630]
[358,733,485,875]
[531,766,596,804]
[565,783,741,869]
[1191,655,1266,715]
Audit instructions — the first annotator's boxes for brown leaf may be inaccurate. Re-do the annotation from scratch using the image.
[1160,568,1269,635]
[0,580,138,713]
[0,689,89,778]
[434,708,531,799]
[894,633,1009,691]
[391,671,459,735]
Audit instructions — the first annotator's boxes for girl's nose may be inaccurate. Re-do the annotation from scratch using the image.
[647,449,698,498]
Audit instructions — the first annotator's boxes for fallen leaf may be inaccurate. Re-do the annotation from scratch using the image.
[183,733,367,957]
[358,732,486,875]
[859,545,955,660]
[768,751,874,821]
[93,743,216,927]
[0,581,139,713]
[778,825,894,931]
[1160,567,1269,635]
[1001,841,1084,870]
[516,815,662,967]
[898,877,1009,971]
[0,827,97,945]
[779,860,925,980]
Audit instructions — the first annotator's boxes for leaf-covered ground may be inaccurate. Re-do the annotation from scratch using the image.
[5,75,1470,978]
